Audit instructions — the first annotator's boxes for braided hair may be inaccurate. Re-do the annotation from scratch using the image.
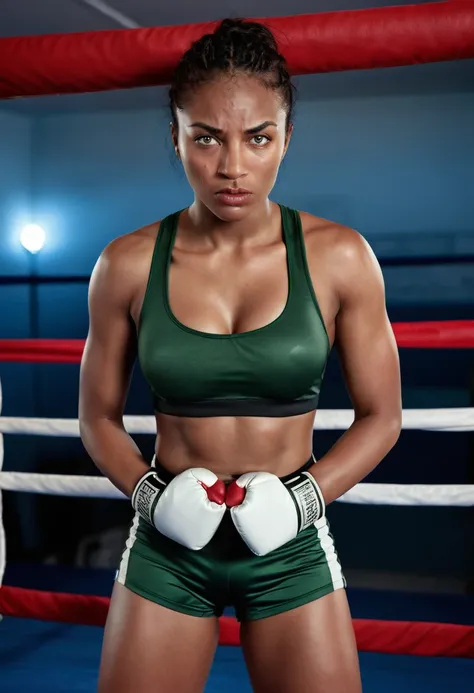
[169,19,295,133]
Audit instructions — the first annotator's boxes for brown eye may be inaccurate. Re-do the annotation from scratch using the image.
[196,136,216,146]
[251,135,270,146]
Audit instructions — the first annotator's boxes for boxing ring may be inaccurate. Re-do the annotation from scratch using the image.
[1,1,474,691]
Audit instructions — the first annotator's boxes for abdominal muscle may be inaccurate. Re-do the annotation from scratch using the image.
[154,410,317,481]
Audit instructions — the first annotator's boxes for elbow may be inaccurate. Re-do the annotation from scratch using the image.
[390,413,402,443]
[78,404,104,443]
[78,395,90,435]
[78,401,92,438]
[78,414,95,447]
[79,410,124,439]
[357,408,402,449]
[78,415,88,435]
[381,410,402,449]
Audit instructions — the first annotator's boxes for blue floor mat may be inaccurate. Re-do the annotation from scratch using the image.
[1,617,473,693]
[2,564,474,691]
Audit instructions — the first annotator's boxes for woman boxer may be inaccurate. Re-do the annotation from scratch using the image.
[79,18,401,693]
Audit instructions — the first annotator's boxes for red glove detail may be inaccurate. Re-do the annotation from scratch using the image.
[201,479,226,505]
[225,480,246,508]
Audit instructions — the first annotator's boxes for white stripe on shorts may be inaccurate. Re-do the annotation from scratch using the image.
[116,512,140,585]
[116,456,156,584]
[314,516,346,591]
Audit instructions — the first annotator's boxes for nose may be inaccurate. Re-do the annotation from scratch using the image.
[217,141,247,181]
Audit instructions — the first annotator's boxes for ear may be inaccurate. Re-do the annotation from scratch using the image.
[282,123,293,160]
[170,122,180,160]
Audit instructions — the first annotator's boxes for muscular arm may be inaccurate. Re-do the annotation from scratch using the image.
[309,229,402,504]
[79,240,150,498]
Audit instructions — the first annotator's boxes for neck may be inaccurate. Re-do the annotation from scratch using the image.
[185,197,276,248]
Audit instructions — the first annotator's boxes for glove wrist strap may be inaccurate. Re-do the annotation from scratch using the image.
[284,471,325,532]
[131,470,166,526]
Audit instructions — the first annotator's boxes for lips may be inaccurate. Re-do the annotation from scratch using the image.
[215,188,253,206]
[217,188,251,195]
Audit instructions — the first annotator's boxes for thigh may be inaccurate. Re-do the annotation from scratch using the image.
[98,582,219,693]
[240,589,362,693]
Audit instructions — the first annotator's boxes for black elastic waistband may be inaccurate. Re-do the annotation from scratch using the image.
[154,395,319,418]
[152,455,314,485]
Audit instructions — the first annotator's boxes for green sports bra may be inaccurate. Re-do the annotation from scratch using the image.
[137,204,330,417]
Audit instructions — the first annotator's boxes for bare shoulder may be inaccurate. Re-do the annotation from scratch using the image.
[89,221,161,306]
[99,221,160,272]
[299,210,373,262]
[93,221,160,281]
[298,210,382,289]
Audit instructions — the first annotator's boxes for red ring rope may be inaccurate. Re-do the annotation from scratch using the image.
[0,321,472,363]
[0,585,473,658]
[1,2,473,99]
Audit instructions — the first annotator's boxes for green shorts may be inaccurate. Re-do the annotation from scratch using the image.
[116,459,346,621]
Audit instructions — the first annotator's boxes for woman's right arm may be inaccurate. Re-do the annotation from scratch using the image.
[79,239,150,498]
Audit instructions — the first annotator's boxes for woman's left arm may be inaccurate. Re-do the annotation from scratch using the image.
[309,229,402,504]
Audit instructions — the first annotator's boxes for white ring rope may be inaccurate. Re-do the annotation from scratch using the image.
[0,472,124,499]
[1,407,474,436]
[338,483,474,507]
[0,379,5,587]
[0,407,473,507]
[0,471,473,506]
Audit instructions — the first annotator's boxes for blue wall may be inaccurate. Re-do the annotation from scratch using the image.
[0,111,32,277]
[27,91,474,281]
[0,111,35,425]
[0,111,32,347]
[1,64,473,579]
[31,109,186,278]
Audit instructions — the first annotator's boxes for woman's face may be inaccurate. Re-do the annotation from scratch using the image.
[172,73,292,221]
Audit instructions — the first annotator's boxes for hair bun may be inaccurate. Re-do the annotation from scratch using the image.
[214,18,279,53]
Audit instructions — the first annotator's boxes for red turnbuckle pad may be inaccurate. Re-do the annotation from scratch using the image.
[203,479,226,505]
[225,481,246,508]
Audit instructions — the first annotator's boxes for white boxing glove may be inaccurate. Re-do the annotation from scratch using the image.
[227,470,325,556]
[131,467,226,550]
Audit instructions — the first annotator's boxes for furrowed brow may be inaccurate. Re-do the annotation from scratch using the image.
[245,121,277,134]
[189,122,222,135]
